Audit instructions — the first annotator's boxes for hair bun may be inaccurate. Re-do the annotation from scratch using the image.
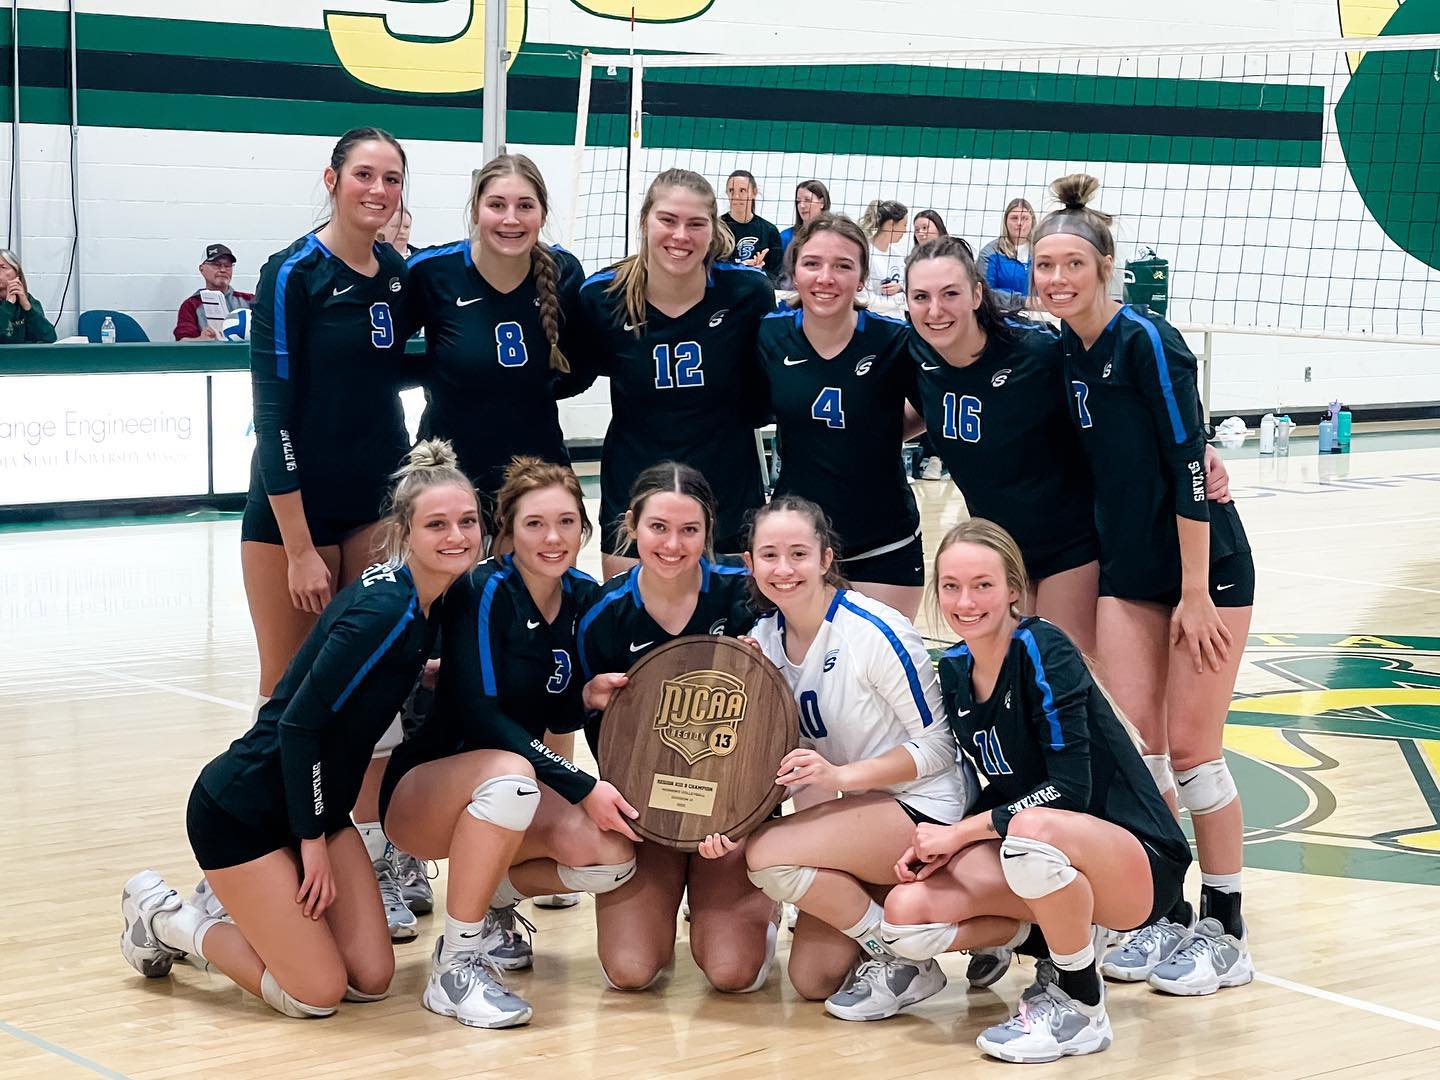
[404,438,459,473]
[1050,172,1101,212]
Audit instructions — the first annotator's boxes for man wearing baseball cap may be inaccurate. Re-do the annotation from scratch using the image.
[174,243,254,340]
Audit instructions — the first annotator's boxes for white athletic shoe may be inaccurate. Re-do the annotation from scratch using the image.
[966,946,1014,988]
[478,905,535,971]
[531,893,581,910]
[374,858,417,942]
[120,870,184,978]
[1101,915,1193,982]
[188,878,228,921]
[422,938,532,1029]
[976,983,1112,1063]
[1147,917,1254,996]
[921,456,946,481]
[784,903,798,931]
[824,956,947,1021]
[389,848,435,915]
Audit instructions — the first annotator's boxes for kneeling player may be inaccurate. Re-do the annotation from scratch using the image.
[881,520,1192,1063]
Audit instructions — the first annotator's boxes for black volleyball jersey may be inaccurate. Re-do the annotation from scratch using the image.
[388,556,602,804]
[249,235,413,521]
[759,307,918,555]
[913,319,1097,576]
[407,241,591,497]
[939,617,1190,867]
[722,212,784,280]
[199,562,437,840]
[572,263,774,549]
[1061,306,1209,598]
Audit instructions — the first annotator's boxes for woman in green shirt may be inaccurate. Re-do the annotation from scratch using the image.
[0,249,57,344]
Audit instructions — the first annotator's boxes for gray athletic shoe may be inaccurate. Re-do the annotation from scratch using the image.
[188,877,228,920]
[374,858,417,942]
[1148,917,1254,996]
[1020,957,1057,1004]
[1100,915,1192,982]
[977,983,1112,1063]
[389,849,435,915]
[967,946,1014,988]
[479,905,536,971]
[824,956,947,1021]
[531,893,580,910]
[120,870,184,978]
[422,938,532,1029]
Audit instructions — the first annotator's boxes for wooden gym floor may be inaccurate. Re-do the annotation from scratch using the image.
[3,428,1440,1078]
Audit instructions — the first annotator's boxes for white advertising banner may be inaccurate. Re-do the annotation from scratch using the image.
[210,371,255,496]
[0,374,209,505]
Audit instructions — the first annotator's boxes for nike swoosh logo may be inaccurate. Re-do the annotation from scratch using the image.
[1001,851,1025,859]
[623,322,638,332]
[1178,776,1197,786]
[517,789,539,797]
[629,641,654,653]
[880,935,900,946]
[456,296,483,307]
[526,619,541,629]
[459,930,483,939]
[783,356,807,366]
[921,363,940,371]
[1215,583,1235,591]
[615,868,635,882]
[332,285,354,296]
[954,708,971,717]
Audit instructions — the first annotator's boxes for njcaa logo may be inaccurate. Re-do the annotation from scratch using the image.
[654,669,748,764]
[855,355,876,376]
[991,368,1012,388]
[708,309,729,328]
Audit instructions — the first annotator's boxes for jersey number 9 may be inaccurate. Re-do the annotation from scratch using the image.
[653,341,704,389]
[369,303,394,348]
[941,392,982,443]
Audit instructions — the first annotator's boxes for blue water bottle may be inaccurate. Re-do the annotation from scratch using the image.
[1318,415,1336,453]
[1336,404,1352,452]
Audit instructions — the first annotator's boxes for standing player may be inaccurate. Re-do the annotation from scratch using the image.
[904,235,1099,654]
[119,442,481,1020]
[697,497,974,1020]
[571,170,775,579]
[722,169,784,280]
[879,520,1192,1063]
[407,154,588,533]
[380,458,638,1029]
[576,462,775,993]
[1032,174,1255,994]
[759,214,924,619]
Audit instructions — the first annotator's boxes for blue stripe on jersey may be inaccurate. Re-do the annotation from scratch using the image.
[1017,627,1063,750]
[823,589,845,622]
[763,307,801,321]
[862,309,907,327]
[711,262,766,274]
[575,581,633,680]
[1118,306,1187,445]
[272,235,321,380]
[943,640,971,660]
[333,598,417,710]
[475,565,514,697]
[582,269,618,289]
[563,567,598,594]
[837,593,935,727]
[407,240,467,269]
[701,558,747,592]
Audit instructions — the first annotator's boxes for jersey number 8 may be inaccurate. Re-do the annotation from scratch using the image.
[653,341,704,389]
[496,321,529,368]
[941,392,982,443]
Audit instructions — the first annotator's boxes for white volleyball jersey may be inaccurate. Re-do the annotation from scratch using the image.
[752,589,976,824]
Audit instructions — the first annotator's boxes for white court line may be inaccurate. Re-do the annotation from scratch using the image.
[1255,566,1440,596]
[79,666,250,712]
[0,1020,134,1079]
[1250,515,1440,537]
[1257,972,1440,1033]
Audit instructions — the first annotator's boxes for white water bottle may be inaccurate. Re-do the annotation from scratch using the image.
[1259,412,1276,454]
[100,316,117,344]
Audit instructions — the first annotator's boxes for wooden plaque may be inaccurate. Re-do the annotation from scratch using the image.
[598,635,799,851]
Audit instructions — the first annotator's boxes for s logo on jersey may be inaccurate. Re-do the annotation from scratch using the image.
[708,309,729,328]
[855,355,876,376]
[709,618,727,635]
[388,276,402,293]
[1102,361,1114,378]
[823,648,839,673]
[654,670,749,764]
[991,368,1012,388]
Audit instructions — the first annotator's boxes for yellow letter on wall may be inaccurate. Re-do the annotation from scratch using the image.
[571,1,713,21]
[326,1,527,94]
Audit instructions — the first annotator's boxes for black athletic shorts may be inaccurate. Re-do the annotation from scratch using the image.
[241,495,377,548]
[1106,548,1256,609]
[1026,534,1101,585]
[1134,836,1191,932]
[838,533,925,588]
[186,782,352,871]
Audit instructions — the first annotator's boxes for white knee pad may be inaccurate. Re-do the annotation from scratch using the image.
[342,984,388,1003]
[1175,758,1238,816]
[466,775,540,832]
[372,715,404,757]
[260,970,336,1019]
[1142,753,1175,796]
[878,920,958,962]
[746,863,818,905]
[557,859,637,895]
[999,836,1077,900]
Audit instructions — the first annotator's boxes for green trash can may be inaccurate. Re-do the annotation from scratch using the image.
[1124,254,1169,316]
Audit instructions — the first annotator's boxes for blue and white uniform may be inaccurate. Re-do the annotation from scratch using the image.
[751,589,975,824]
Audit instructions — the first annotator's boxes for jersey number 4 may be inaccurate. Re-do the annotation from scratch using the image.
[798,689,829,739]
[941,392,982,442]
[811,387,845,429]
[972,726,1014,776]
[369,303,394,348]
[496,321,528,368]
[653,342,704,389]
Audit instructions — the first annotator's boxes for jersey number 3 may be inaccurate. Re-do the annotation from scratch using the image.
[547,650,572,694]
[653,342,704,389]
[370,303,394,348]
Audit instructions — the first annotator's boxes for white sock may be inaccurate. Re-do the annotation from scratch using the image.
[356,821,388,863]
[1002,921,1034,950]
[841,900,893,959]
[251,694,270,723]
[153,902,220,959]
[489,875,525,910]
[1050,941,1096,972]
[440,914,489,964]
[1201,871,1243,894]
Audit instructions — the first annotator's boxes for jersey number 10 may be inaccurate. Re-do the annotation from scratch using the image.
[798,689,829,739]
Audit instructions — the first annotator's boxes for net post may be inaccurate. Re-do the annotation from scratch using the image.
[482,0,509,162]
[625,57,645,259]
[567,50,596,248]
[1201,331,1213,424]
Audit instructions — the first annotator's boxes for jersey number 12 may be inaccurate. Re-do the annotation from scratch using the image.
[653,342,704,389]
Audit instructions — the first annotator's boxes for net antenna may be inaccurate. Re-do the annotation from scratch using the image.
[482,0,510,163]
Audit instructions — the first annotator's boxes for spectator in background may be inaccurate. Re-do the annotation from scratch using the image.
[976,198,1035,307]
[779,180,831,263]
[859,199,909,307]
[174,243,254,341]
[0,248,57,344]
[380,206,413,259]
[913,209,948,246]
[722,170,784,280]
